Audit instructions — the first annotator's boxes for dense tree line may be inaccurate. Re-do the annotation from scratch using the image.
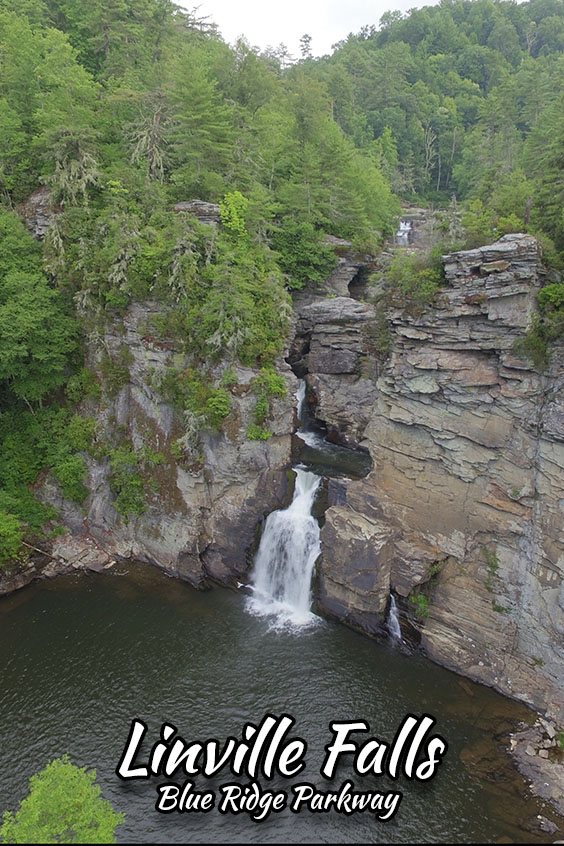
[306,0,564,248]
[0,0,563,564]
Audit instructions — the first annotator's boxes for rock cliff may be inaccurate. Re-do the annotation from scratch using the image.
[41,300,296,588]
[9,192,564,725]
[311,234,564,721]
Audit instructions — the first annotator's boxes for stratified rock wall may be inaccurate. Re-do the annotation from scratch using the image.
[316,235,564,721]
[291,297,378,445]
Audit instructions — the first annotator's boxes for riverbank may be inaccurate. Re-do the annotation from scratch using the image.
[0,533,115,595]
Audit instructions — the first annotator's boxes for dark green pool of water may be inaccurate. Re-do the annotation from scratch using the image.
[0,564,558,843]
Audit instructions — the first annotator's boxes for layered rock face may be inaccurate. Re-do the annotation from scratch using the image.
[42,301,296,587]
[290,297,378,446]
[316,235,564,721]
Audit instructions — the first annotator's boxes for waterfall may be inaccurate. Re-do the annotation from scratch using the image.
[387,594,402,641]
[296,379,307,424]
[395,220,412,246]
[295,378,324,448]
[247,467,322,629]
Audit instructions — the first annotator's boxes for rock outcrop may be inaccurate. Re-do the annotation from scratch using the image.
[320,236,371,297]
[314,234,564,722]
[17,187,58,238]
[173,200,221,226]
[40,300,296,588]
[290,297,378,446]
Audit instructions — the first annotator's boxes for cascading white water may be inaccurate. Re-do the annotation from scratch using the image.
[247,467,322,629]
[387,594,402,641]
[395,220,412,246]
[295,378,324,448]
[296,379,307,423]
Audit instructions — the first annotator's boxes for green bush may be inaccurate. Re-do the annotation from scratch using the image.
[108,446,146,519]
[220,367,238,388]
[387,253,442,308]
[139,447,166,466]
[483,546,500,593]
[99,352,130,398]
[0,407,101,550]
[254,367,287,398]
[205,388,232,427]
[538,283,564,311]
[66,415,97,453]
[65,368,101,403]
[515,284,564,370]
[247,424,272,441]
[253,394,270,424]
[220,191,249,239]
[52,455,89,504]
[0,755,125,843]
[409,591,430,620]
[161,370,231,431]
[252,366,287,425]
[0,511,24,568]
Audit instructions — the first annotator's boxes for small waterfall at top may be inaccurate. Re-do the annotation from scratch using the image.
[296,378,307,423]
[395,220,412,246]
[247,468,322,628]
[295,378,324,448]
[387,595,402,642]
[246,379,322,629]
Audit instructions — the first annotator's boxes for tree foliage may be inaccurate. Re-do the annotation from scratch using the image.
[0,755,125,843]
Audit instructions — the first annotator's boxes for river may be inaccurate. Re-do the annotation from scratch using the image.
[0,563,557,843]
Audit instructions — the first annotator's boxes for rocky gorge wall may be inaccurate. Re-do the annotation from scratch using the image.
[306,234,564,722]
[38,299,297,589]
[5,191,563,727]
[0,195,297,593]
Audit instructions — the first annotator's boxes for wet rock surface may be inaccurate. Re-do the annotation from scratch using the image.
[511,719,564,817]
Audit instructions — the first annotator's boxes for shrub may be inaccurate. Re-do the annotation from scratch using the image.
[409,591,430,619]
[220,367,238,388]
[0,755,125,843]
[254,367,287,398]
[52,455,89,504]
[387,253,442,308]
[538,283,564,311]
[65,368,101,403]
[253,394,270,424]
[220,191,249,239]
[252,366,287,425]
[514,320,549,371]
[205,388,232,427]
[514,284,564,371]
[66,415,97,453]
[247,424,272,441]
[99,352,130,398]
[483,546,500,593]
[108,446,145,519]
[161,369,232,433]
[0,511,24,567]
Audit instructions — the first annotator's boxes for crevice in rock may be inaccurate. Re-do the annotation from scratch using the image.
[347,265,372,301]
